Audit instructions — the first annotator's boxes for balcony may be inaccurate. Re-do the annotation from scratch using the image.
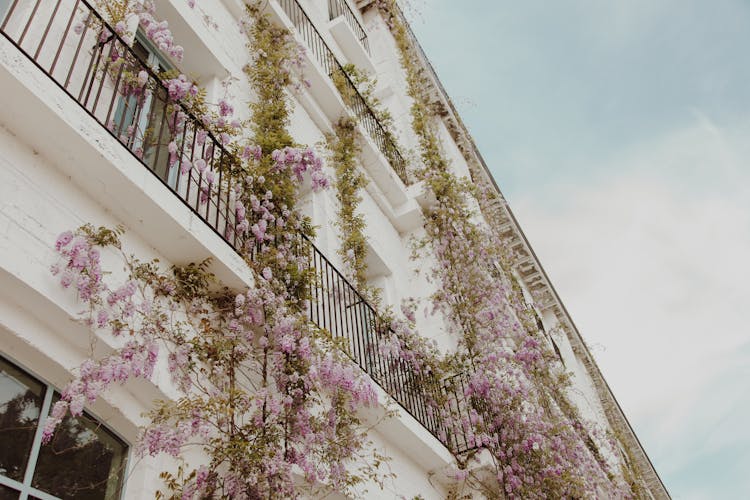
[276,0,410,186]
[0,0,475,456]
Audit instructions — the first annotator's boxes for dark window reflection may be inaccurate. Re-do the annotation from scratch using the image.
[0,483,20,500]
[32,395,126,500]
[0,358,45,482]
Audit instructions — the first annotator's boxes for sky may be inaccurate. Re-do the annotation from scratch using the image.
[405,1,750,498]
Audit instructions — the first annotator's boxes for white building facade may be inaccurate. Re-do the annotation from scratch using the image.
[0,0,668,498]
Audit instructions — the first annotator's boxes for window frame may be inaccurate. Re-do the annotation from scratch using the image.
[0,354,131,500]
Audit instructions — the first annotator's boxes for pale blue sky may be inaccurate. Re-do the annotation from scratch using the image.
[407,1,750,498]
[408,0,750,195]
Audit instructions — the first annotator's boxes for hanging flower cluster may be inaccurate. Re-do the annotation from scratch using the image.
[79,1,186,59]
[272,146,330,191]
[139,6,185,61]
[47,223,383,498]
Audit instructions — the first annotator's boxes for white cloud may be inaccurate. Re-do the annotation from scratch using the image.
[510,118,750,497]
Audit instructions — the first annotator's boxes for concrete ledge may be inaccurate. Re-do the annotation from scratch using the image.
[328,15,375,74]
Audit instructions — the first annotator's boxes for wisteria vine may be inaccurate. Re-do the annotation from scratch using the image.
[42,0,649,497]
[44,2,388,498]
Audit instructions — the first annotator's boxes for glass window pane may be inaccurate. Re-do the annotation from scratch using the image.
[0,357,45,482]
[32,395,127,500]
[0,483,20,500]
[132,40,150,63]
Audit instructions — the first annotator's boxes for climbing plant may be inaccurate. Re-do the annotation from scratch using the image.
[372,0,642,497]
[44,2,391,498]
[327,117,370,291]
[40,0,649,497]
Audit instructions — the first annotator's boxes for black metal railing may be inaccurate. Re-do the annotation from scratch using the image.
[303,235,473,450]
[443,372,485,454]
[277,0,409,185]
[328,0,369,54]
[0,0,245,253]
[0,0,475,455]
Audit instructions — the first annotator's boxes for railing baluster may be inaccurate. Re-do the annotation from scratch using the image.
[185,120,197,205]
[78,23,104,103]
[216,152,224,230]
[18,0,42,46]
[89,37,117,116]
[150,93,169,176]
[340,274,354,362]
[50,0,80,76]
[323,258,333,335]
[65,10,91,90]
[104,47,126,127]
[34,0,63,60]
[342,278,355,362]
[316,248,325,328]
[333,267,344,345]
[0,0,20,31]
[175,112,189,188]
[351,294,366,372]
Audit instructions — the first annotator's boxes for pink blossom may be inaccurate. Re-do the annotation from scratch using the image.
[165,75,193,101]
[261,267,272,280]
[114,21,127,36]
[137,70,149,87]
[96,309,109,328]
[218,99,233,117]
[55,230,73,250]
[194,158,207,173]
[196,129,207,146]
[235,201,246,221]
[251,219,267,242]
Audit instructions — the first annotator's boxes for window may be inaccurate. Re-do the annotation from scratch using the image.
[0,355,128,500]
[112,32,178,188]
